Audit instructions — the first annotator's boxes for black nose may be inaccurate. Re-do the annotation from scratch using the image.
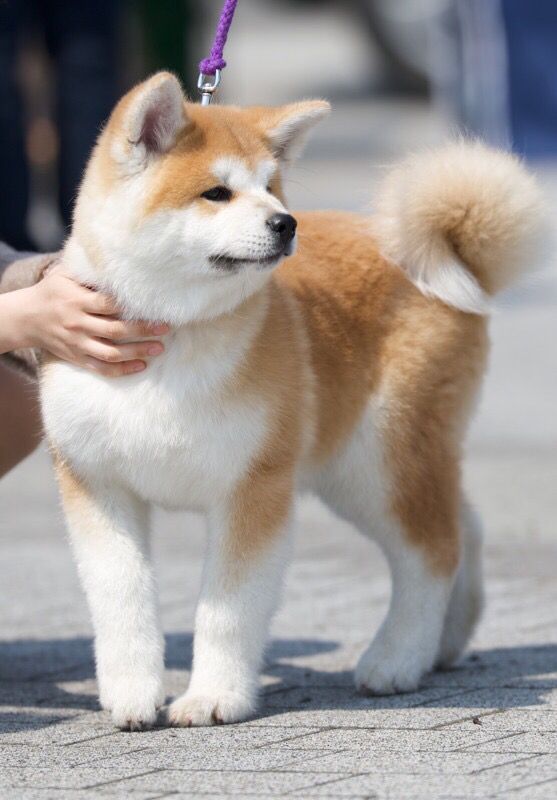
[266,213,297,243]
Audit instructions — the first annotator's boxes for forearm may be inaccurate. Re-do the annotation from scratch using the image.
[0,248,58,294]
[0,244,59,358]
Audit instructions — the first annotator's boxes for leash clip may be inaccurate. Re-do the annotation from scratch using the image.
[197,70,221,106]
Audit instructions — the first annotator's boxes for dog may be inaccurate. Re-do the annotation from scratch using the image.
[40,72,544,730]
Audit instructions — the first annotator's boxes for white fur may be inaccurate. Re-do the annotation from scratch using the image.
[212,156,277,191]
[42,295,269,510]
[413,257,490,315]
[309,404,457,695]
[375,140,546,313]
[62,483,164,730]
[169,506,292,726]
[42,295,277,728]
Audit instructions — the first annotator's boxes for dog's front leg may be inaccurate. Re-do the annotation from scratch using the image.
[55,459,164,730]
[169,474,293,726]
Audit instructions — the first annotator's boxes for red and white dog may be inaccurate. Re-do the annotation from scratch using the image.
[40,72,544,730]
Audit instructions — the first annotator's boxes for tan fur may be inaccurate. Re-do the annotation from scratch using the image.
[52,451,91,517]
[144,106,276,216]
[227,283,310,561]
[274,212,488,574]
[92,101,288,215]
[186,207,488,575]
[232,283,308,454]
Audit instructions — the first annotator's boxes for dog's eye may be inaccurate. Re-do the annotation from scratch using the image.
[201,186,232,202]
[266,185,273,193]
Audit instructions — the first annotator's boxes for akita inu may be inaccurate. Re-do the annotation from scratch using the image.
[40,72,544,730]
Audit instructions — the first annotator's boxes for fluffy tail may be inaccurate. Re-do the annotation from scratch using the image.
[374,140,546,313]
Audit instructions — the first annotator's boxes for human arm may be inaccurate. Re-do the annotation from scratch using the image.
[0,248,168,377]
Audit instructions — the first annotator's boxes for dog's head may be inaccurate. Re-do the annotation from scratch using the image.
[71,72,330,322]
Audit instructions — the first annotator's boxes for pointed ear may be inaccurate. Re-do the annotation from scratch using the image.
[251,100,330,163]
[110,72,188,168]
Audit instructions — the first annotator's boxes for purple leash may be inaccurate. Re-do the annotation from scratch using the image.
[198,0,239,105]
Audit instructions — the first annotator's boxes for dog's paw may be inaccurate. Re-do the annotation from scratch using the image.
[355,644,429,696]
[101,678,165,731]
[168,690,255,727]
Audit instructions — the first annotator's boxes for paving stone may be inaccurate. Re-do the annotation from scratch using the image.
[289,754,557,797]
[462,731,557,753]
[456,708,557,734]
[502,779,557,798]
[0,765,164,791]
[90,768,356,795]
[275,750,526,776]
[94,745,332,772]
[0,792,158,800]
[248,703,512,730]
[261,727,505,757]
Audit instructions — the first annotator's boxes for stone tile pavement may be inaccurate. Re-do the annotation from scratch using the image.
[1,437,557,798]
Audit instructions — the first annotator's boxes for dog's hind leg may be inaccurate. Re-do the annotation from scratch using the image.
[437,499,484,669]
[168,471,294,727]
[55,458,164,731]
[352,532,455,695]
[312,408,460,695]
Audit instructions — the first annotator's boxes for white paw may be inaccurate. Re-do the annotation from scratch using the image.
[168,690,255,727]
[355,643,432,696]
[100,678,165,731]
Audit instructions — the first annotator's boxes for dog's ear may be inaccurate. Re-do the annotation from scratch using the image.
[248,100,330,164]
[109,72,188,169]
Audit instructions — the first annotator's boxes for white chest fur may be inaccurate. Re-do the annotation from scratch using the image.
[41,324,267,512]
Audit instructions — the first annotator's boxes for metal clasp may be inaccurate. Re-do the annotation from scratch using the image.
[197,69,221,106]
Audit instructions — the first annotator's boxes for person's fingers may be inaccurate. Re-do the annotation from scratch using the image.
[84,339,164,364]
[54,276,170,336]
[49,273,102,309]
[82,290,120,316]
[83,316,169,342]
[81,356,147,378]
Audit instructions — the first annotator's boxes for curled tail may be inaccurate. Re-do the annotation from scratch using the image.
[375,140,547,313]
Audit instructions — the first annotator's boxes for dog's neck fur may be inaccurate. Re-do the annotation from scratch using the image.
[63,234,273,331]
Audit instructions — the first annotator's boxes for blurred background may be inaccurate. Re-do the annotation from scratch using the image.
[3,0,557,251]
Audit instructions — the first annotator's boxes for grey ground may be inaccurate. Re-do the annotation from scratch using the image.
[2,439,557,800]
[2,4,557,797]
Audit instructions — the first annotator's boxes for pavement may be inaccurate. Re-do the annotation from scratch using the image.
[2,5,557,795]
[2,441,557,800]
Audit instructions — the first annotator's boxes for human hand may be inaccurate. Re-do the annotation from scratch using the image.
[15,272,169,377]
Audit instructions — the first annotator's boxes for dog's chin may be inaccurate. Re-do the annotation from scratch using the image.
[209,248,292,273]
